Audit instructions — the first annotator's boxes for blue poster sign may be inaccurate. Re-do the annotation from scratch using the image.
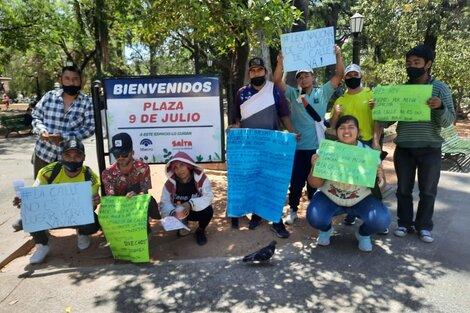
[20,181,94,233]
[226,129,296,222]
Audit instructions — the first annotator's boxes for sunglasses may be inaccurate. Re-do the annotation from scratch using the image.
[113,153,130,159]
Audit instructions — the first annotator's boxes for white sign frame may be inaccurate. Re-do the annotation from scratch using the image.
[104,75,224,164]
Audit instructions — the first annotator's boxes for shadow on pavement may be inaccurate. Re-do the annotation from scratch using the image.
[14,174,470,312]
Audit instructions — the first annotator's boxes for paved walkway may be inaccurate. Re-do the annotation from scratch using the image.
[1,134,469,312]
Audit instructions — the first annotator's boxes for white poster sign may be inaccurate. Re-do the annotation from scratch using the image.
[104,76,223,163]
[20,181,94,232]
[281,27,336,72]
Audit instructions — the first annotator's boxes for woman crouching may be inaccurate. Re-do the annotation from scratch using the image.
[307,115,391,252]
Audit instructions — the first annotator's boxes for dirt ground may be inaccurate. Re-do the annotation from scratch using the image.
[2,108,469,267]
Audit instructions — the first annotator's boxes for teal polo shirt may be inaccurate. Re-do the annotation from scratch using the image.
[285,82,335,150]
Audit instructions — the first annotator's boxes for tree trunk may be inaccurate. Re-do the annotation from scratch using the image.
[285,0,309,86]
[149,45,157,75]
[93,0,104,80]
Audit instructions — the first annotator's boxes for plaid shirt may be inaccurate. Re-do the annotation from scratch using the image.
[101,160,152,196]
[32,89,95,163]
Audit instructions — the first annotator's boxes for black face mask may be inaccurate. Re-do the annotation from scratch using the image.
[406,67,426,81]
[62,85,81,96]
[345,77,361,89]
[63,160,83,172]
[250,76,266,87]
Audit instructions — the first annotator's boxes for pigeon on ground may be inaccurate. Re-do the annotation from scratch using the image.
[242,240,277,262]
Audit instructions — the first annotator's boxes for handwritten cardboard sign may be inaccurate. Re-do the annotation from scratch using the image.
[372,85,432,121]
[226,129,296,222]
[99,194,150,263]
[20,181,94,233]
[281,27,336,72]
[313,140,380,188]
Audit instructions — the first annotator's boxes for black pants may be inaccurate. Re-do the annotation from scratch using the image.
[289,149,317,211]
[187,205,213,230]
[249,214,285,227]
[394,146,441,231]
[31,212,100,245]
[34,154,54,179]
[148,196,160,219]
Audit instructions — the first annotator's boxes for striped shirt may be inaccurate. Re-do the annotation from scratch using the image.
[390,77,455,148]
[32,89,95,163]
[235,82,290,121]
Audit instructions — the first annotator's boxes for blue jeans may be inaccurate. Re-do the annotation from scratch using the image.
[394,146,441,231]
[289,149,317,211]
[306,192,391,236]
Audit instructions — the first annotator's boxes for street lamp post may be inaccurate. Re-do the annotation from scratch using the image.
[350,13,365,65]
[33,72,41,102]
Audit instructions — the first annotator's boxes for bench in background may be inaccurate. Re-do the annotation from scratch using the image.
[441,124,470,170]
[0,114,32,138]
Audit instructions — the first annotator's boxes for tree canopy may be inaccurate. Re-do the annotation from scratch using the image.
[1,0,469,116]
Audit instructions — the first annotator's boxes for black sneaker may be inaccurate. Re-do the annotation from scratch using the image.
[343,215,357,225]
[270,223,289,239]
[12,218,23,232]
[248,217,261,230]
[231,218,239,229]
[195,228,207,246]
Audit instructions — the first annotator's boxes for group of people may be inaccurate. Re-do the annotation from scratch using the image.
[14,64,215,264]
[233,43,454,251]
[14,42,455,264]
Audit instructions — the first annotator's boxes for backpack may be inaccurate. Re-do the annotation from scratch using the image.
[47,162,92,184]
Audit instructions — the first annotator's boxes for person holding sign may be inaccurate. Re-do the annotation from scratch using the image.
[229,57,297,238]
[273,45,344,226]
[160,152,214,246]
[102,133,161,233]
[330,64,382,149]
[306,115,391,252]
[383,45,455,243]
[21,139,101,264]
[329,63,384,227]
[11,63,95,232]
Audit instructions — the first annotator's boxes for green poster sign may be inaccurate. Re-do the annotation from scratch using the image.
[372,85,432,121]
[99,194,150,263]
[313,140,380,188]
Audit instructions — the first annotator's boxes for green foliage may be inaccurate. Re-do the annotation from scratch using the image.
[1,0,469,112]
[356,0,470,108]
[434,34,470,111]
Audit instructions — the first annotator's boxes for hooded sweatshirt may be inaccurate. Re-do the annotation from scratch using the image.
[160,151,214,217]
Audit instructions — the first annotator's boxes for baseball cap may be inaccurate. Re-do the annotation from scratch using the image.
[62,139,85,154]
[344,64,362,77]
[110,133,133,155]
[248,57,266,70]
[295,69,314,79]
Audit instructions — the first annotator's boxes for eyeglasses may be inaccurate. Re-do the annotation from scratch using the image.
[113,153,129,159]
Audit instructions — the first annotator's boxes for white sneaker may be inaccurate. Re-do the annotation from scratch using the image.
[284,209,298,225]
[30,244,50,264]
[77,233,91,250]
